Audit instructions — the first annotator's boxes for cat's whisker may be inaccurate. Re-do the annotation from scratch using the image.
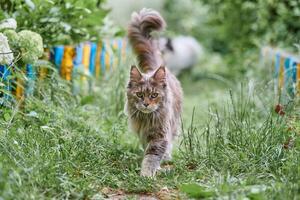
[130,109,138,118]
[151,112,155,125]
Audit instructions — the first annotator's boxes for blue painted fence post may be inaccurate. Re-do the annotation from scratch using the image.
[52,45,65,71]
[0,65,12,105]
[26,64,36,96]
[89,42,97,75]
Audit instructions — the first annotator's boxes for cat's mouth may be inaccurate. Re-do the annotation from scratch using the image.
[135,103,158,114]
[139,108,154,114]
[137,107,154,114]
[135,105,156,114]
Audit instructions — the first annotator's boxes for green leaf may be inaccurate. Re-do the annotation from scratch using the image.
[180,183,216,199]
[3,112,10,122]
[80,95,95,105]
[247,192,267,200]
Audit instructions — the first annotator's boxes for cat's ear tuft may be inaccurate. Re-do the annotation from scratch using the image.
[130,65,142,82]
[153,66,166,83]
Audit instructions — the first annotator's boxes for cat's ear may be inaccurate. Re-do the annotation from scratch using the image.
[130,65,142,82]
[152,66,166,83]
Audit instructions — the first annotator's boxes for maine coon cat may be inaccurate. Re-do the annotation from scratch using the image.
[125,8,183,177]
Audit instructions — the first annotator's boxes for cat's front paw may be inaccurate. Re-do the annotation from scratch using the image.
[140,155,160,177]
[140,167,157,177]
[162,153,172,161]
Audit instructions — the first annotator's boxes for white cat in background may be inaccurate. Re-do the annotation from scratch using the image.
[159,36,203,75]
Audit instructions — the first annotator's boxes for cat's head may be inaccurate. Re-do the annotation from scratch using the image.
[127,65,167,114]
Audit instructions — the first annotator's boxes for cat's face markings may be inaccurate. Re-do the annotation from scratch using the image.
[128,66,167,113]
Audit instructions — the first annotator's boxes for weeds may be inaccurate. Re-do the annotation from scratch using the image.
[179,80,299,199]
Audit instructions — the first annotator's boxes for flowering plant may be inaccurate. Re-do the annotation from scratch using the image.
[1,0,110,46]
[0,33,14,65]
[0,19,44,65]
[18,30,43,64]
[0,18,17,31]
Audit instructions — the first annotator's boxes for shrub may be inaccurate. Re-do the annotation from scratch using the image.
[0,0,110,46]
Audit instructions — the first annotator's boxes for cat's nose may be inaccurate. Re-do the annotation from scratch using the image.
[143,103,149,107]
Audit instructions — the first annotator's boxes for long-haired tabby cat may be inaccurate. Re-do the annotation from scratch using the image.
[125,8,183,177]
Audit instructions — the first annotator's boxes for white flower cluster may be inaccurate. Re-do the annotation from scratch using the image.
[18,30,44,64]
[0,18,44,64]
[0,18,17,31]
[0,33,14,65]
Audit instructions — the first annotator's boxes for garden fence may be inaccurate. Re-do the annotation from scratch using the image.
[0,38,129,105]
[261,46,300,100]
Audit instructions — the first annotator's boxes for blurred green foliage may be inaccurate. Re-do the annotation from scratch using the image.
[0,0,110,46]
[163,0,208,39]
[164,0,300,54]
[200,0,300,52]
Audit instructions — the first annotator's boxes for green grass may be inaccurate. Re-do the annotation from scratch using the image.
[0,55,299,199]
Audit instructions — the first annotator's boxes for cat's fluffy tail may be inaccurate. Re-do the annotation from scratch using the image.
[128,8,166,72]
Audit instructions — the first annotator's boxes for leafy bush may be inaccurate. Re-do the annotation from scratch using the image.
[1,23,44,65]
[18,30,44,64]
[0,0,110,46]
[203,0,300,51]
[163,0,209,39]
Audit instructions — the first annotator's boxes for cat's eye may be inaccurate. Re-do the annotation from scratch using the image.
[150,93,158,98]
[136,92,144,98]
